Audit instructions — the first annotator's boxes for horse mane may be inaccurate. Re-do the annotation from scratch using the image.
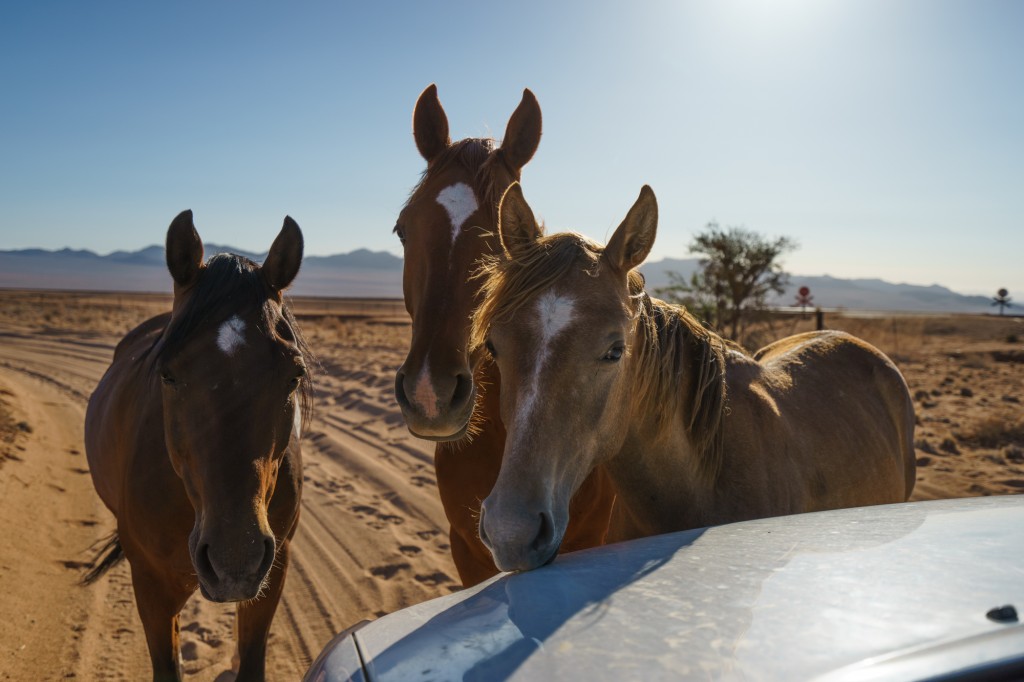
[471,232,728,482]
[403,137,520,222]
[633,292,729,482]
[155,253,315,424]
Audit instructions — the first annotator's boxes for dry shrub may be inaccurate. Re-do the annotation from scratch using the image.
[956,415,1024,449]
[0,393,26,467]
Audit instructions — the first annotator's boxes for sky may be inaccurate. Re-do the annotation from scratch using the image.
[1,1,1021,297]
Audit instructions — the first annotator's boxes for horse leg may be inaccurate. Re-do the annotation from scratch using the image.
[129,560,189,682]
[234,538,290,682]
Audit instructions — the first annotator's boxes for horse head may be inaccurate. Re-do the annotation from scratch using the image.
[393,84,542,440]
[157,210,309,601]
[473,184,658,571]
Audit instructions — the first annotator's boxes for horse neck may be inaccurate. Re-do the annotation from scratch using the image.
[606,297,729,537]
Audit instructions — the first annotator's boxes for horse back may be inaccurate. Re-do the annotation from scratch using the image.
[85,312,171,515]
[746,330,916,505]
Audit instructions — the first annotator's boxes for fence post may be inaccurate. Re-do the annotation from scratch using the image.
[815,308,824,331]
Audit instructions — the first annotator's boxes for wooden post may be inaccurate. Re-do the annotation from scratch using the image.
[815,308,824,331]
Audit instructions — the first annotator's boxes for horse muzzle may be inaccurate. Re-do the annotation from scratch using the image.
[192,534,276,603]
[478,501,563,573]
[394,366,475,441]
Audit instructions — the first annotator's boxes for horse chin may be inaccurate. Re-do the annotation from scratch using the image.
[491,540,562,574]
[197,578,263,604]
[406,420,471,442]
[401,404,475,442]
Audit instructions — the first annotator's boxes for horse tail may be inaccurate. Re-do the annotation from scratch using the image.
[81,532,125,585]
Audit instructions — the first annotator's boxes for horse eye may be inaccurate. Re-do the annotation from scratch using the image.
[484,340,498,359]
[393,224,406,246]
[602,345,624,362]
[291,366,307,387]
[160,371,176,386]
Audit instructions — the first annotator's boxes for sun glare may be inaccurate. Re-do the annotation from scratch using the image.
[705,0,841,43]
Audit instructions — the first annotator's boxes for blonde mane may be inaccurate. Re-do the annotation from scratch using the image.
[471,232,729,481]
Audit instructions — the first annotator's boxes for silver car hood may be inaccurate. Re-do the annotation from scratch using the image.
[307,497,1024,681]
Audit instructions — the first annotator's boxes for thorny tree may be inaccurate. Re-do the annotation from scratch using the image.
[656,222,795,340]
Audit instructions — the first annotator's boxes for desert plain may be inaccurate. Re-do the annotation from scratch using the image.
[0,290,1022,681]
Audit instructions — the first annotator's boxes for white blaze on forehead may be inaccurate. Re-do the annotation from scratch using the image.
[535,292,577,345]
[216,315,246,355]
[435,182,479,244]
[515,292,577,427]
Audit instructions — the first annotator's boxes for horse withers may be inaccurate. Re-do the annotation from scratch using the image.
[84,210,312,681]
[392,85,615,586]
[472,184,916,572]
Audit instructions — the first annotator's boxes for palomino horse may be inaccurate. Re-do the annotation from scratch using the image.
[84,210,311,681]
[472,183,916,572]
[393,84,615,585]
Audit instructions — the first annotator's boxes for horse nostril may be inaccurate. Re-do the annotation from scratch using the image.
[531,511,554,554]
[195,543,216,584]
[450,372,472,407]
[394,372,410,408]
[257,537,276,578]
[477,506,490,547]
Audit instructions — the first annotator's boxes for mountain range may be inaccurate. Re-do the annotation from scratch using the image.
[0,245,1001,313]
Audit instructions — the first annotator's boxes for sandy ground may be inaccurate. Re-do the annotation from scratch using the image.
[0,293,457,681]
[0,291,1021,681]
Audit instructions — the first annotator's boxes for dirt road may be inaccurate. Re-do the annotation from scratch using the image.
[0,317,457,681]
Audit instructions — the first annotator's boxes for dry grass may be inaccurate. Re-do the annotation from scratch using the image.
[736,311,1023,361]
[0,290,171,336]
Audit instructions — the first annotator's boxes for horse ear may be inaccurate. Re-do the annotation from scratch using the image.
[262,217,304,292]
[498,183,541,257]
[602,186,658,274]
[501,88,542,171]
[166,210,204,288]
[413,83,450,163]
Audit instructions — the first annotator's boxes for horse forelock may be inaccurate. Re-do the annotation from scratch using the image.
[470,232,602,354]
[156,253,316,425]
[403,138,516,222]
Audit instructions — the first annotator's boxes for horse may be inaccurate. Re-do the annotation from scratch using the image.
[471,183,916,572]
[84,210,311,681]
[392,84,616,586]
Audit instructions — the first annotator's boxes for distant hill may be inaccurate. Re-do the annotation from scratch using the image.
[637,259,995,314]
[0,243,404,298]
[0,244,999,313]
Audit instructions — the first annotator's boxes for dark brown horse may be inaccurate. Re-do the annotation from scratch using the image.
[84,210,311,681]
[393,85,616,585]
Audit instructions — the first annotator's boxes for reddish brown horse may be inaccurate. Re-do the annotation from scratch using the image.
[84,210,311,681]
[393,85,616,585]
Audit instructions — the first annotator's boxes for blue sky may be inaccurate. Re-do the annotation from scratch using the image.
[1,1,1021,296]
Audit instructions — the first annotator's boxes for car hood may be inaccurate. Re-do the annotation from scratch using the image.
[307,497,1024,681]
